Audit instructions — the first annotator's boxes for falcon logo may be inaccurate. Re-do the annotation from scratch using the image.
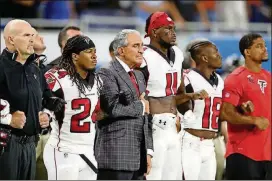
[84,37,90,44]
[258,79,267,94]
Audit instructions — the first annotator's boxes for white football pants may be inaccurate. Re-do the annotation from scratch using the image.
[213,136,226,180]
[147,113,183,180]
[43,143,97,180]
[181,130,216,180]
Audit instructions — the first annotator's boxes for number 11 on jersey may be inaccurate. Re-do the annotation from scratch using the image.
[165,72,178,96]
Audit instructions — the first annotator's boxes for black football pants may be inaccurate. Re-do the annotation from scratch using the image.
[0,134,36,180]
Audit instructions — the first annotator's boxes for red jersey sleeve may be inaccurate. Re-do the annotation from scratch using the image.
[222,74,243,106]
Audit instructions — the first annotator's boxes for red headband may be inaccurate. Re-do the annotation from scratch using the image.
[145,12,175,38]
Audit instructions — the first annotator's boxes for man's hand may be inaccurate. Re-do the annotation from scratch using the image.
[145,154,152,176]
[240,101,254,114]
[221,121,228,144]
[93,110,108,121]
[191,89,209,100]
[10,111,26,129]
[253,117,269,130]
[140,93,150,114]
[39,111,50,128]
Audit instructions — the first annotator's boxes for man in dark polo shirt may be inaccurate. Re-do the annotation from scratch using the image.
[0,19,51,180]
[220,33,271,180]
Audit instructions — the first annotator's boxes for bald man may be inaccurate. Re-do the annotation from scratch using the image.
[0,19,51,180]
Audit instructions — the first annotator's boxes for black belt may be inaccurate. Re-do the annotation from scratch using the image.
[12,134,38,144]
[79,154,98,173]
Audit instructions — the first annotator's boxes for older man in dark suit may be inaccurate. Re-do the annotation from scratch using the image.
[95,29,153,180]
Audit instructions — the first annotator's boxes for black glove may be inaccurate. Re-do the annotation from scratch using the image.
[43,97,67,112]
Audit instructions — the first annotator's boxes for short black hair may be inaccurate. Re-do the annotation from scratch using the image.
[188,41,213,65]
[109,40,114,53]
[239,33,262,57]
[145,13,154,34]
[58,26,81,48]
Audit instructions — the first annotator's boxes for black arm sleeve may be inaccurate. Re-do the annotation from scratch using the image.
[138,66,149,83]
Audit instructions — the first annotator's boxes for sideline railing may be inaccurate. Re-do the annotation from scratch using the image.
[0,17,271,36]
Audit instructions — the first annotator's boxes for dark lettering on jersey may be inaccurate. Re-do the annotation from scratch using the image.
[85,93,96,96]
[258,79,267,94]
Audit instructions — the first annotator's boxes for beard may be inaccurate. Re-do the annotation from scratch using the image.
[83,67,96,72]
[158,37,174,49]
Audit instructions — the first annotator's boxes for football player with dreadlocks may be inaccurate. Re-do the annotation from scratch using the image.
[43,35,101,180]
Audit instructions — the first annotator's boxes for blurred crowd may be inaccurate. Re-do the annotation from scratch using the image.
[0,0,271,28]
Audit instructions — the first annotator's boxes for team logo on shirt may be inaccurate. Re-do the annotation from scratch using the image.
[258,79,267,94]
[44,73,56,90]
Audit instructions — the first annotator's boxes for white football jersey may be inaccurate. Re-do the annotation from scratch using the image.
[183,69,224,132]
[0,99,12,125]
[44,69,99,154]
[142,45,184,97]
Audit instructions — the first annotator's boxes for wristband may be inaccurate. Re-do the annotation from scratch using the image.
[0,113,12,125]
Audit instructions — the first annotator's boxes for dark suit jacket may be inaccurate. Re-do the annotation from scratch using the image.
[95,59,153,171]
[45,56,61,70]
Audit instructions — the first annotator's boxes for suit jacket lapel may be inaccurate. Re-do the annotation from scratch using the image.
[111,59,138,98]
